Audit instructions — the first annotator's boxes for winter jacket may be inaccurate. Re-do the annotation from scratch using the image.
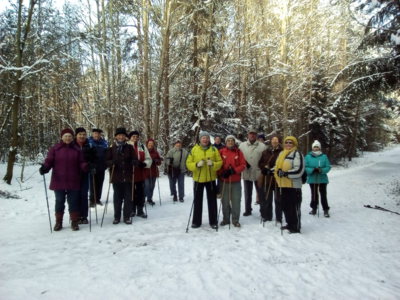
[239,140,267,181]
[186,144,223,183]
[305,152,331,184]
[88,136,108,171]
[274,150,304,189]
[75,139,96,167]
[218,146,246,183]
[145,148,162,178]
[105,142,136,183]
[213,143,225,150]
[128,141,152,183]
[43,141,88,191]
[257,145,283,188]
[165,148,188,172]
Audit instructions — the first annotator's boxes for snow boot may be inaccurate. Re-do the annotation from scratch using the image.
[137,208,147,219]
[124,218,132,225]
[70,212,80,231]
[309,209,317,215]
[233,222,241,228]
[54,212,63,231]
[179,198,184,202]
[324,210,330,218]
[173,195,178,202]
[113,219,120,224]
[147,199,155,206]
[220,220,230,226]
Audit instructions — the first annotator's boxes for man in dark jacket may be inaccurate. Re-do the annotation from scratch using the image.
[88,128,108,207]
[258,135,283,223]
[105,127,138,225]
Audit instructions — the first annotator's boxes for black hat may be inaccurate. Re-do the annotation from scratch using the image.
[92,128,103,133]
[115,127,128,137]
[75,127,86,135]
[128,130,140,139]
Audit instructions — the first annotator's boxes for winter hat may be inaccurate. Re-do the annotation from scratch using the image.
[60,128,74,138]
[312,140,321,149]
[146,138,155,145]
[92,128,103,133]
[199,131,210,138]
[75,127,86,135]
[225,135,236,143]
[114,127,128,137]
[257,133,266,141]
[248,127,257,134]
[128,130,140,139]
[174,139,182,145]
[284,136,298,147]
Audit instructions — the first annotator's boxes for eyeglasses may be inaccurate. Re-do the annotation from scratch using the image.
[285,141,293,145]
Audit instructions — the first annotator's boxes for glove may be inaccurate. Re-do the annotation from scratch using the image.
[277,169,288,178]
[133,159,141,167]
[39,164,48,175]
[207,159,213,166]
[313,167,321,173]
[246,162,251,169]
[196,160,205,167]
[261,168,272,176]
[138,161,147,168]
[222,168,235,179]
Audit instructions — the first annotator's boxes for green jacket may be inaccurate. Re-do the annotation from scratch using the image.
[186,144,223,182]
[305,151,331,184]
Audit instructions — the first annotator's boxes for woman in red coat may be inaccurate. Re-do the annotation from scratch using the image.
[144,139,162,206]
[39,128,88,231]
[218,135,246,227]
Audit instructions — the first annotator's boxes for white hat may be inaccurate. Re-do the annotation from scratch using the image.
[225,135,236,143]
[199,131,210,138]
[312,140,321,149]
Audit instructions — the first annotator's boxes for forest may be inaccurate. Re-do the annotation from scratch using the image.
[0,0,399,184]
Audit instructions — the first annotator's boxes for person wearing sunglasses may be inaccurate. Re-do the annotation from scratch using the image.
[274,136,304,233]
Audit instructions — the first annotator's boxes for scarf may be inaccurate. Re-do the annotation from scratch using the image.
[274,136,298,188]
[312,150,322,156]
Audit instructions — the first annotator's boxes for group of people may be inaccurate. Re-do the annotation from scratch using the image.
[39,126,331,234]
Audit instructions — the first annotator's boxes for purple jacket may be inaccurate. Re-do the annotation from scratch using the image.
[43,142,88,190]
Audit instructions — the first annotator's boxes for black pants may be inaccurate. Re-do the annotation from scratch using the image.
[259,183,282,222]
[281,188,302,232]
[192,181,218,226]
[243,180,258,213]
[309,183,329,211]
[113,182,133,220]
[90,170,105,204]
[133,181,145,213]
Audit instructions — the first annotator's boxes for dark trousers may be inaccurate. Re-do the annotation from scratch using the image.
[112,182,133,220]
[243,180,258,213]
[309,183,329,211]
[192,181,218,226]
[54,190,80,214]
[133,181,145,213]
[259,182,282,222]
[78,172,89,218]
[168,173,185,199]
[281,188,302,232]
[90,170,105,203]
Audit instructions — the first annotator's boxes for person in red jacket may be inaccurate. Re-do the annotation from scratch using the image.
[128,131,152,218]
[39,128,88,231]
[218,135,246,227]
[144,139,162,206]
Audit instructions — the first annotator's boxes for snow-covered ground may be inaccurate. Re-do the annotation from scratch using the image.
[1,146,400,300]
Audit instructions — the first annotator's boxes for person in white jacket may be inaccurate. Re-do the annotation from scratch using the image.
[239,128,267,216]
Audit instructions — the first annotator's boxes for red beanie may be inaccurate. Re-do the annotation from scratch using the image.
[60,128,74,138]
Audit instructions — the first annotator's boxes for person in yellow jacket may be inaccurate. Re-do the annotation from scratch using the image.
[186,131,223,229]
[274,136,304,234]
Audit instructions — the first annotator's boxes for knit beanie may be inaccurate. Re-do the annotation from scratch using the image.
[312,140,321,149]
[128,130,140,139]
[199,131,210,138]
[225,135,236,143]
[60,128,74,138]
[75,127,86,135]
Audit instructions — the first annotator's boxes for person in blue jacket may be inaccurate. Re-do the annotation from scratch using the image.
[305,140,331,217]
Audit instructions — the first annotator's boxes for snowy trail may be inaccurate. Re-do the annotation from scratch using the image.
[1,147,400,300]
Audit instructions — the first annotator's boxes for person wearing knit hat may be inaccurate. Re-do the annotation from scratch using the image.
[115,127,128,137]
[213,135,225,150]
[165,139,189,202]
[39,128,88,231]
[274,136,305,233]
[258,134,283,224]
[88,128,108,208]
[128,130,152,218]
[217,135,246,227]
[305,140,331,218]
[186,131,223,229]
[144,138,163,206]
[239,128,267,216]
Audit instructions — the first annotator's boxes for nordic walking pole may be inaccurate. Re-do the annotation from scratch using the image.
[208,158,218,232]
[42,174,52,234]
[101,165,115,227]
[228,174,232,230]
[131,166,135,222]
[157,177,162,206]
[263,176,273,228]
[186,165,202,233]
[217,180,225,229]
[92,174,98,224]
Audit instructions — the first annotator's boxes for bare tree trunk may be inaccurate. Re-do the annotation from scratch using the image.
[4,0,36,184]
[142,0,151,138]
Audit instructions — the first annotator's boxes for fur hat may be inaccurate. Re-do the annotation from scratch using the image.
[60,128,74,138]
[312,140,321,149]
[114,127,128,137]
[75,127,86,135]
[199,131,210,138]
[128,130,140,139]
